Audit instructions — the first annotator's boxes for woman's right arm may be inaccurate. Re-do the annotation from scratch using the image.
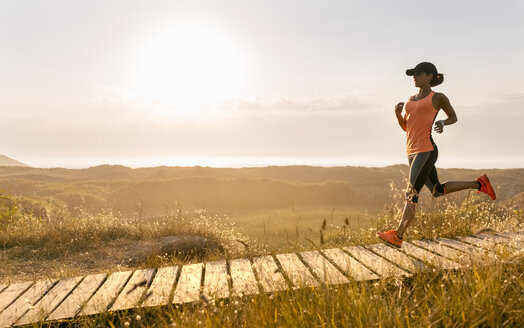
[395,102,406,131]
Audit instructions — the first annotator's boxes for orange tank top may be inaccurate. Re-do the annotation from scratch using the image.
[404,91,438,155]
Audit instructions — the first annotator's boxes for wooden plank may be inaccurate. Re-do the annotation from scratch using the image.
[401,242,461,270]
[141,266,178,308]
[496,231,524,240]
[172,263,204,304]
[252,256,288,292]
[322,248,379,281]
[110,269,155,311]
[3,231,522,324]
[366,244,428,273]
[410,240,473,264]
[47,273,106,321]
[276,253,319,288]
[475,233,524,249]
[202,260,229,300]
[436,237,498,259]
[80,271,132,316]
[456,235,516,253]
[299,251,349,285]
[0,281,33,314]
[496,232,524,243]
[343,246,409,278]
[15,276,83,326]
[229,259,259,297]
[457,235,500,248]
[0,279,55,328]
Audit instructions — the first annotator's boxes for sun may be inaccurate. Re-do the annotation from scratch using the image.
[135,22,245,116]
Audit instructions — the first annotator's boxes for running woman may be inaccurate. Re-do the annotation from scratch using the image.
[377,62,496,248]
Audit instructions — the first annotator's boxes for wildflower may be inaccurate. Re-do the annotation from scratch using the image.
[136,315,141,320]
[124,322,130,327]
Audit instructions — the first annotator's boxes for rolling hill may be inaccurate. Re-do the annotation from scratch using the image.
[0,154,28,167]
[0,164,522,216]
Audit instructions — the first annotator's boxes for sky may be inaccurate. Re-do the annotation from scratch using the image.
[1,0,523,169]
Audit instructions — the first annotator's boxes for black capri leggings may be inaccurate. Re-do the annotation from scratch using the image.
[406,141,446,203]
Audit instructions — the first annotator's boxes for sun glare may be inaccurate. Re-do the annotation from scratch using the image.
[135,22,245,116]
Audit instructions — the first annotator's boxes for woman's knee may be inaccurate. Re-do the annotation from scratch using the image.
[405,187,420,203]
[431,183,445,197]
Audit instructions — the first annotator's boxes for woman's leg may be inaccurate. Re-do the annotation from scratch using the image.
[395,151,433,239]
[424,168,478,196]
[422,143,484,196]
[441,181,479,194]
[396,202,416,239]
[423,145,480,196]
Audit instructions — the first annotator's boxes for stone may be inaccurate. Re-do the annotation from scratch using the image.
[157,235,225,259]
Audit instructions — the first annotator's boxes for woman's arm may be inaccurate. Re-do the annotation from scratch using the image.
[434,93,458,133]
[395,102,406,131]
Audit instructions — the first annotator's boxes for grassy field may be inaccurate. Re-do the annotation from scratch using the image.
[224,206,377,253]
[1,181,523,283]
[0,166,523,327]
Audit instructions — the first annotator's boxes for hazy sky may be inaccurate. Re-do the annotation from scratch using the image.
[1,0,523,168]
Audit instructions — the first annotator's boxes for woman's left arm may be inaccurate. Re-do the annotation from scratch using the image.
[434,93,458,134]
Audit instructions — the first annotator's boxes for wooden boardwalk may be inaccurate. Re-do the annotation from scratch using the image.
[0,231,522,327]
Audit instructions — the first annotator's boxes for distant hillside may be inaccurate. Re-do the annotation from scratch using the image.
[0,164,522,216]
[0,155,28,167]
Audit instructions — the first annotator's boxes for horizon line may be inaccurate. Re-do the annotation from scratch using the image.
[4,154,523,170]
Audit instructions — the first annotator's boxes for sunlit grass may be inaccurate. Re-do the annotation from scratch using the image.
[1,186,522,278]
[0,195,251,281]
[1,184,523,327]
[55,257,523,328]
[226,206,377,253]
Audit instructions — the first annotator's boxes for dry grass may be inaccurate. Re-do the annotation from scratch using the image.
[0,195,251,283]
[43,256,523,328]
[1,183,523,327]
[1,181,523,283]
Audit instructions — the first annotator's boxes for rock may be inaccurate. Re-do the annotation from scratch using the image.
[157,235,224,259]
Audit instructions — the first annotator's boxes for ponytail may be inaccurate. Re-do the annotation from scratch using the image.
[430,73,444,87]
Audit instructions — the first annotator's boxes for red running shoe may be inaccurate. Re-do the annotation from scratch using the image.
[476,174,496,200]
[377,230,403,248]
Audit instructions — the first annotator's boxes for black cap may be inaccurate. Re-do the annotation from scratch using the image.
[406,62,438,76]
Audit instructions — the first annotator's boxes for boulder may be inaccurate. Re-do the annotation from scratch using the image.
[157,235,224,259]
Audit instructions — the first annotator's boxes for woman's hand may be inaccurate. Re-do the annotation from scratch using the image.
[434,93,458,131]
[395,102,407,131]
[434,120,445,133]
[395,102,404,114]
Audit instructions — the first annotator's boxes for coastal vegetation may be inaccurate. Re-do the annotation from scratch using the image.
[0,164,522,326]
